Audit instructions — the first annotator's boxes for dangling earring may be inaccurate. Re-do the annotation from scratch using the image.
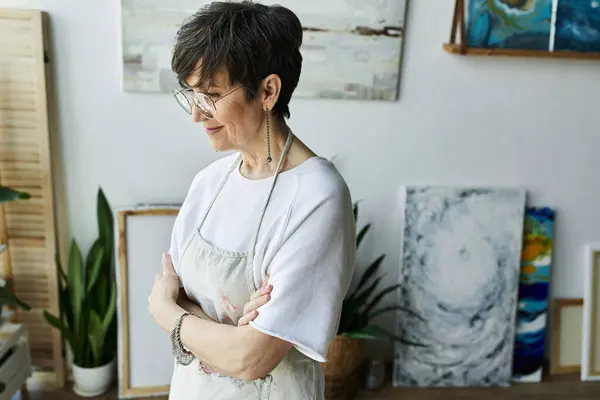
[265,109,272,162]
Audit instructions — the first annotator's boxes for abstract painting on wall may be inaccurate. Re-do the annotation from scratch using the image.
[512,207,555,383]
[554,0,600,52]
[120,0,409,100]
[393,186,526,387]
[466,0,553,50]
[466,0,600,53]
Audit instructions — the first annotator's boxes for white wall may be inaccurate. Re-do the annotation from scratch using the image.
[2,0,599,360]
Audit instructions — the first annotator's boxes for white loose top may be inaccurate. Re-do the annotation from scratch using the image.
[169,153,356,362]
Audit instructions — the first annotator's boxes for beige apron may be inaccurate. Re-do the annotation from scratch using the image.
[169,131,323,399]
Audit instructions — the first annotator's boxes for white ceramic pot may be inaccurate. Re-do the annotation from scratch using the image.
[72,358,116,397]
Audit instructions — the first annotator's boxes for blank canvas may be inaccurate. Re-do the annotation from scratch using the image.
[116,206,179,398]
[551,299,583,375]
[582,244,600,381]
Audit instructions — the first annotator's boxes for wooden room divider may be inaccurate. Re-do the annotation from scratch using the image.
[0,8,65,385]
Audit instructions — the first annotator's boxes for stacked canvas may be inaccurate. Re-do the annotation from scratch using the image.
[512,208,555,382]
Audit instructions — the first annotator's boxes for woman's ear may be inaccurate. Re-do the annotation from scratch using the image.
[261,74,282,111]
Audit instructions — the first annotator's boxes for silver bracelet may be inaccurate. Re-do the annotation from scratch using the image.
[170,311,195,365]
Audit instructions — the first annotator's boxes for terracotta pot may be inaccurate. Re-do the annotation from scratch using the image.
[322,336,363,400]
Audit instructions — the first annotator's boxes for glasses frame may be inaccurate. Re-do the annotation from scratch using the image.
[172,85,243,118]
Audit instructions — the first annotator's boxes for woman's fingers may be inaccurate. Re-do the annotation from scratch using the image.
[238,310,258,326]
[243,293,270,315]
[239,277,272,326]
[250,281,272,301]
[249,286,262,301]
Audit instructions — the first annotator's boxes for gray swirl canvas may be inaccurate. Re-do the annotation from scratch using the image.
[393,187,526,387]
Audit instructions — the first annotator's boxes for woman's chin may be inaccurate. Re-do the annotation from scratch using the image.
[207,137,233,153]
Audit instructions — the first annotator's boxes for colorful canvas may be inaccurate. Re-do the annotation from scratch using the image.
[393,187,526,387]
[120,0,409,100]
[554,0,600,52]
[512,207,555,382]
[466,0,553,50]
[467,0,600,52]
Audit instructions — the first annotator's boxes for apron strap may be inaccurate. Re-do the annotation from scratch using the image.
[246,130,294,288]
[197,152,242,230]
[249,130,294,252]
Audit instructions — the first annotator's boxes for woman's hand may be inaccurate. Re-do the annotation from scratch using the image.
[238,275,272,326]
[178,288,218,322]
[148,253,182,330]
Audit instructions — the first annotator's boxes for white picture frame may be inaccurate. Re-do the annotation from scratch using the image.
[115,205,180,398]
[581,243,600,381]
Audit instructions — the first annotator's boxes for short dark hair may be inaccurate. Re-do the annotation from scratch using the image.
[171,1,303,121]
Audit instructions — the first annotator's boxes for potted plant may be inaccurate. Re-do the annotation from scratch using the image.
[0,185,33,397]
[43,187,117,397]
[0,271,31,396]
[0,185,32,321]
[322,202,424,399]
[0,276,31,317]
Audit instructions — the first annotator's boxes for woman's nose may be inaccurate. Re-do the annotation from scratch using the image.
[191,107,207,123]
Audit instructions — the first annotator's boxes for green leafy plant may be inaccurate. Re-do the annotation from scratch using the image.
[337,202,424,347]
[0,185,32,313]
[0,277,31,312]
[0,185,31,203]
[43,187,118,368]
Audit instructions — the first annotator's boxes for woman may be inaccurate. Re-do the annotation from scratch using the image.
[147,1,356,399]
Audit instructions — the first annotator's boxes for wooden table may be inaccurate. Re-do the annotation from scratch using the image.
[0,323,31,400]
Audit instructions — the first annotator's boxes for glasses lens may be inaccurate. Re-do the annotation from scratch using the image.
[173,90,192,115]
[194,94,215,119]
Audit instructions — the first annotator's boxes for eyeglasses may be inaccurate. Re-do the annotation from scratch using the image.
[171,85,243,119]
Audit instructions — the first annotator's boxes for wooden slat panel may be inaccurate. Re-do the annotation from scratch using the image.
[2,197,46,214]
[0,109,40,129]
[0,88,36,110]
[0,140,40,154]
[0,82,35,94]
[0,152,41,163]
[16,310,56,358]
[0,8,64,384]
[5,217,46,238]
[0,124,39,135]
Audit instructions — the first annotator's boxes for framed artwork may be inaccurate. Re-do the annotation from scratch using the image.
[551,298,584,375]
[466,0,600,52]
[512,207,555,382]
[116,205,180,398]
[444,0,600,59]
[554,0,600,52]
[582,244,600,381]
[393,186,526,387]
[120,0,409,100]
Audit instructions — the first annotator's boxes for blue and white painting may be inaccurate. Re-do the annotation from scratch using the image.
[393,187,526,387]
[466,0,553,50]
[466,0,600,52]
[512,207,555,382]
[554,0,600,52]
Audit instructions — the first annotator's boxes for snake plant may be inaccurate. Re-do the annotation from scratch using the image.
[337,202,425,347]
[43,187,118,368]
[0,185,31,313]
